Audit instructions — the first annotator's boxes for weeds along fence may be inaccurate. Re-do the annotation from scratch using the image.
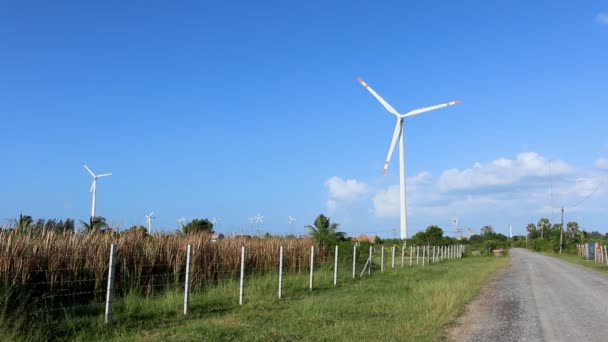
[0,230,465,334]
[576,243,608,264]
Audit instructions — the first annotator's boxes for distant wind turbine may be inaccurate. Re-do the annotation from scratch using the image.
[178,217,186,229]
[255,214,264,236]
[145,212,155,234]
[248,217,256,235]
[288,216,296,225]
[83,164,112,219]
[359,78,460,239]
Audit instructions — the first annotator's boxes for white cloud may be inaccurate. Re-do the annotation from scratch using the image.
[372,185,400,218]
[597,12,608,25]
[371,172,437,218]
[595,158,608,171]
[437,152,573,192]
[325,176,369,213]
[330,152,607,236]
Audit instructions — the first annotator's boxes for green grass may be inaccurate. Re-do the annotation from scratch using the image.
[549,252,608,274]
[3,257,509,342]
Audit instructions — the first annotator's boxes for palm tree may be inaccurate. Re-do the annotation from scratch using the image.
[16,214,33,231]
[305,214,345,250]
[80,216,109,233]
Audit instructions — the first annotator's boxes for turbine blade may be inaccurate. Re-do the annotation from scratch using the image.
[383,119,403,174]
[90,180,95,193]
[97,173,112,177]
[402,100,461,118]
[358,78,400,116]
[83,164,95,177]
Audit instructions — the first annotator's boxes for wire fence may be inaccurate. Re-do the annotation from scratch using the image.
[0,234,466,333]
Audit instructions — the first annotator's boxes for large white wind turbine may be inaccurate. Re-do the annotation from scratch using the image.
[358,78,460,239]
[146,212,155,234]
[83,164,112,219]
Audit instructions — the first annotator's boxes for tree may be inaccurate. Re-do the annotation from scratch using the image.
[125,225,148,235]
[80,216,109,233]
[411,225,445,245]
[16,214,33,231]
[566,222,580,238]
[537,218,551,239]
[182,218,214,234]
[481,225,494,235]
[306,214,345,250]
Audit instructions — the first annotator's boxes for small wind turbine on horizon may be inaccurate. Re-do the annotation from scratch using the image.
[255,214,264,236]
[178,217,186,229]
[288,216,296,236]
[83,164,112,219]
[358,78,460,240]
[212,217,221,232]
[145,212,155,234]
[248,217,256,235]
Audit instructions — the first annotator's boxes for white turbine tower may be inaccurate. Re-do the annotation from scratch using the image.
[359,78,460,240]
[83,164,112,219]
[145,212,155,234]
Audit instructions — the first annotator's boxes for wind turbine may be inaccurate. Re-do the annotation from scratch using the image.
[212,217,221,232]
[255,214,264,236]
[358,78,460,239]
[248,217,256,235]
[178,217,186,229]
[145,212,155,234]
[83,164,112,219]
[288,216,296,236]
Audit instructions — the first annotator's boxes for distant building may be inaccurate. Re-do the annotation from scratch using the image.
[211,233,225,242]
[353,233,376,243]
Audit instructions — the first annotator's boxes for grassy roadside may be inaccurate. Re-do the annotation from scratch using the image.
[31,256,509,342]
[549,252,608,274]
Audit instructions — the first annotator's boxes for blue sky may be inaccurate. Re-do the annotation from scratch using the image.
[1,1,607,237]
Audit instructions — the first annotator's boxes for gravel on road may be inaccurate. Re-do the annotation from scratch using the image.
[449,248,608,342]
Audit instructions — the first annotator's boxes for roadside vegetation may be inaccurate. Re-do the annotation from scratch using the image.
[0,213,510,340]
[2,255,507,341]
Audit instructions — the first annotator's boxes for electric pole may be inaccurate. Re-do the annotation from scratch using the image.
[559,207,564,254]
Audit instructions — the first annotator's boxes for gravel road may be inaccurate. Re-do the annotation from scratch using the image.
[451,248,608,342]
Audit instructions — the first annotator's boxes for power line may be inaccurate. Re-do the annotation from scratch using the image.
[567,179,604,210]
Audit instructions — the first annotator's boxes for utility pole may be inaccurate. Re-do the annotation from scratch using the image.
[559,207,564,254]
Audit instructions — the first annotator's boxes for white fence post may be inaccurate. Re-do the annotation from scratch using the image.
[392,245,396,269]
[183,244,192,315]
[401,244,405,268]
[309,246,315,291]
[278,246,284,299]
[352,244,357,279]
[368,245,373,275]
[334,245,339,286]
[432,246,436,264]
[422,245,426,267]
[239,246,246,305]
[416,246,419,266]
[409,246,413,267]
[104,243,117,325]
[381,247,385,272]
